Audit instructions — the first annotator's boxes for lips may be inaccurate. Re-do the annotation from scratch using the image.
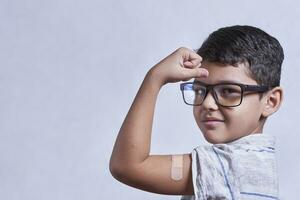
[201,117,224,122]
[200,117,224,128]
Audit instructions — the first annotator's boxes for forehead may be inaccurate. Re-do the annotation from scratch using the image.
[195,61,258,85]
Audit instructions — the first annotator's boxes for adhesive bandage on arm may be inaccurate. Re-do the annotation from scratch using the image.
[171,154,183,181]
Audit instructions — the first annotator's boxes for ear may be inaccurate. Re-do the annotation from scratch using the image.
[261,86,283,118]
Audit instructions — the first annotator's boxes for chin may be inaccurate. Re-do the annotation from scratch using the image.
[201,130,230,144]
[203,134,225,144]
[205,138,225,144]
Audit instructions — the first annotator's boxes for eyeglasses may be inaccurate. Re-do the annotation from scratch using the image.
[180,81,271,107]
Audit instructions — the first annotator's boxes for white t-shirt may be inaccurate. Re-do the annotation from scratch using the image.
[181,133,279,200]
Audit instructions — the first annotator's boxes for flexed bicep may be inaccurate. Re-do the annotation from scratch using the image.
[111,153,194,195]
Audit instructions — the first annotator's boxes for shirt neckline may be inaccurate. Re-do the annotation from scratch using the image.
[226,133,275,148]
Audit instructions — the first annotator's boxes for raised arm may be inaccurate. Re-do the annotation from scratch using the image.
[109,47,209,195]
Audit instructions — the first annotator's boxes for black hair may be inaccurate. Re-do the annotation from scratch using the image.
[197,25,284,87]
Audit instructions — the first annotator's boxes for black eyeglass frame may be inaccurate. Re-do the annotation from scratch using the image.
[180,81,272,107]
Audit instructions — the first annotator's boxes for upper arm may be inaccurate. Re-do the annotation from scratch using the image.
[111,154,194,195]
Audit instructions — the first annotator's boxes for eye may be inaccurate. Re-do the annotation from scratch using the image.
[194,87,206,95]
[195,89,205,95]
[222,88,239,94]
[216,85,241,97]
[193,85,206,95]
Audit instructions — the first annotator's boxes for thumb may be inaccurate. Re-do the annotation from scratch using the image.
[184,67,209,79]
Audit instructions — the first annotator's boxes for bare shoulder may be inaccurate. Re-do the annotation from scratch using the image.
[111,154,194,195]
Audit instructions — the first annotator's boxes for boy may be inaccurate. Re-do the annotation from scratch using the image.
[109,25,284,199]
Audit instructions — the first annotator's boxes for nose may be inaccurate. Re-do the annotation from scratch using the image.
[201,90,219,110]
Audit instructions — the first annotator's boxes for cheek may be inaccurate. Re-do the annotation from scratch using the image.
[224,109,247,125]
[224,100,263,130]
[193,106,200,121]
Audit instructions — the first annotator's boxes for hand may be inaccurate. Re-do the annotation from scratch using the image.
[149,47,209,86]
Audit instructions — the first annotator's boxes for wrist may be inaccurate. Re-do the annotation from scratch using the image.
[145,68,166,89]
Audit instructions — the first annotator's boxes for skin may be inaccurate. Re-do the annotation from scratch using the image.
[193,61,275,144]
[109,47,283,195]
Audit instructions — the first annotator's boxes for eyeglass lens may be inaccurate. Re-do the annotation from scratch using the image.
[182,83,242,107]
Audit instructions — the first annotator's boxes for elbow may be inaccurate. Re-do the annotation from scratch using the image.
[109,158,121,179]
[109,158,127,182]
[109,164,130,185]
[109,159,140,186]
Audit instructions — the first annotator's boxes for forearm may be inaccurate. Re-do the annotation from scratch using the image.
[109,47,206,177]
[110,69,163,170]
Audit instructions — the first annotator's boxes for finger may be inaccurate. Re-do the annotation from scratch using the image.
[183,61,196,68]
[182,49,202,65]
[189,55,202,67]
[183,48,201,59]
[194,68,209,78]
[183,67,209,79]
[183,59,202,69]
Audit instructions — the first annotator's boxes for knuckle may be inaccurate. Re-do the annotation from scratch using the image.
[177,47,188,52]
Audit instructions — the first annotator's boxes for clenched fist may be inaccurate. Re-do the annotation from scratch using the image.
[148,47,209,86]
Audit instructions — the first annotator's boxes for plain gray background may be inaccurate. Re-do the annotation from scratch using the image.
[0,0,299,199]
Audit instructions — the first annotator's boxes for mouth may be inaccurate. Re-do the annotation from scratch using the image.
[202,120,223,124]
[201,117,224,122]
[200,118,224,128]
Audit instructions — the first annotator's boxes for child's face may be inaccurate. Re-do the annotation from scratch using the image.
[193,61,266,144]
